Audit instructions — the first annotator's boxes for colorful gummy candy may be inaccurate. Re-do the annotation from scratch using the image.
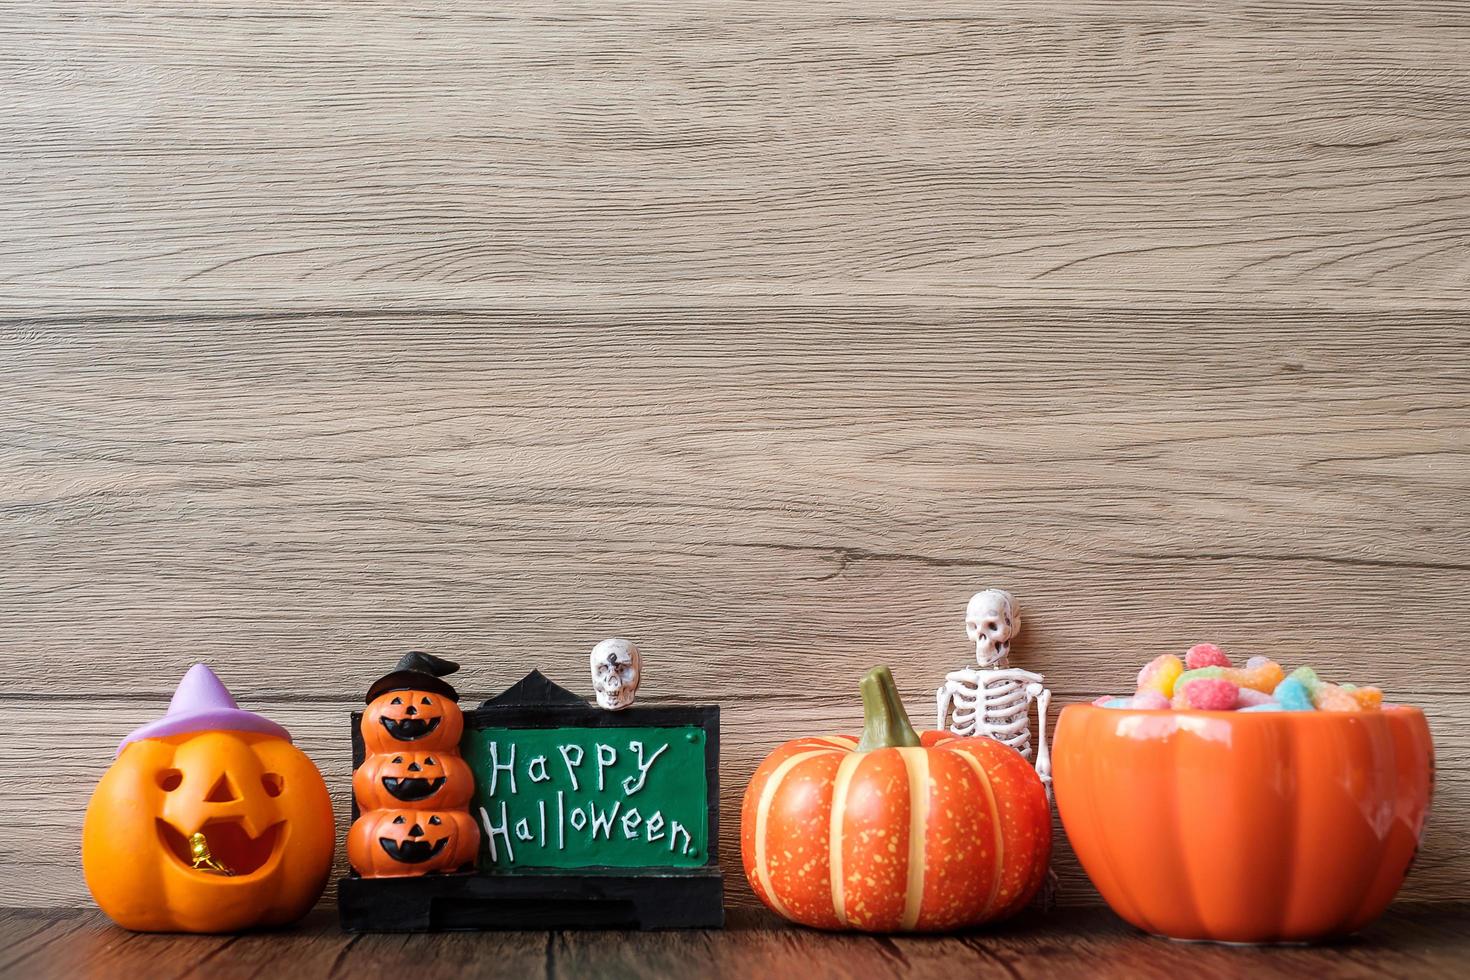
[1137,654,1183,698]
[1312,683,1359,712]
[1273,677,1313,711]
[1185,643,1230,670]
[1097,644,1391,713]
[1182,678,1238,710]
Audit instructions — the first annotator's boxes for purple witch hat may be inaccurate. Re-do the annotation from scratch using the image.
[117,664,292,755]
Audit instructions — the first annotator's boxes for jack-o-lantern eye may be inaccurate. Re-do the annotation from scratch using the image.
[429,815,441,825]
[392,756,403,764]
[424,757,436,766]
[420,697,432,706]
[392,815,405,825]
[261,773,284,797]
[156,769,183,792]
[390,697,402,705]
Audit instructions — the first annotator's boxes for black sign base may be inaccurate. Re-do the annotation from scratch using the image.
[338,867,725,931]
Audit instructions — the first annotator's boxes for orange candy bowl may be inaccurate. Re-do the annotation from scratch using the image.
[1052,704,1433,944]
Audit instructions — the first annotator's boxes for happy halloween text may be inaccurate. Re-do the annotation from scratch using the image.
[475,739,697,864]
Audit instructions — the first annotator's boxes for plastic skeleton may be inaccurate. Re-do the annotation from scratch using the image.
[936,589,1053,798]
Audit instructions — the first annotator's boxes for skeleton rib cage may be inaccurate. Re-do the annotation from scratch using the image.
[943,671,1036,758]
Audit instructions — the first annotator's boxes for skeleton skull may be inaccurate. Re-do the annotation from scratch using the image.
[965,589,1021,667]
[589,638,641,711]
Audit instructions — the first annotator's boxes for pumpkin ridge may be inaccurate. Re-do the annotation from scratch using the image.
[948,744,1005,918]
[827,751,863,928]
[752,747,834,921]
[811,736,859,749]
[898,747,929,931]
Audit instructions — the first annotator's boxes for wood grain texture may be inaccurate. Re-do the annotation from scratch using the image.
[4,1,1470,312]
[2,0,1468,916]
[5,906,1470,980]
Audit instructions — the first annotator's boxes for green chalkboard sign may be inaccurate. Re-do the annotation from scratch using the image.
[464,724,708,869]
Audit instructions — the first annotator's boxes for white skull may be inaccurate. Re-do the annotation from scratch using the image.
[590,638,641,711]
[965,589,1020,667]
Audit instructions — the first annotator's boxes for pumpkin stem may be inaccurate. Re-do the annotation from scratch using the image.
[856,666,922,752]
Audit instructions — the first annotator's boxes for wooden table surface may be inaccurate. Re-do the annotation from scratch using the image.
[3,1,1468,915]
[4,905,1468,980]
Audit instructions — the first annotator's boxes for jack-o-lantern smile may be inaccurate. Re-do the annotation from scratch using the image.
[157,817,284,876]
[379,814,449,863]
[382,776,446,801]
[374,753,449,802]
[379,715,441,740]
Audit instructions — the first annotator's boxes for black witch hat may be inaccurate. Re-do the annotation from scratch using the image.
[366,651,462,703]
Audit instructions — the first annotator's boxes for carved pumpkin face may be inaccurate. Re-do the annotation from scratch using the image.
[347,808,479,878]
[361,689,464,754]
[353,750,473,811]
[82,731,335,933]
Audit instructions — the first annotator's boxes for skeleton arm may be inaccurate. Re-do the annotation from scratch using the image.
[1030,682,1053,801]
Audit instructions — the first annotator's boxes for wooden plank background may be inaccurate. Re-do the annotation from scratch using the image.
[2,1,1467,912]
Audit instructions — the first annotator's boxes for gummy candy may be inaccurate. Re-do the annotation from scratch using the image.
[1289,666,1320,694]
[1131,690,1170,711]
[1272,677,1314,711]
[1186,643,1231,670]
[1097,647,1393,714]
[1236,687,1276,708]
[1181,678,1239,710]
[1175,666,1226,688]
[1313,683,1360,712]
[1101,691,1172,710]
[1352,686,1384,710]
[1137,655,1184,698]
[1223,660,1286,695]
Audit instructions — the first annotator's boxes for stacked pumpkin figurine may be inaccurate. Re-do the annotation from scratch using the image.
[347,653,481,878]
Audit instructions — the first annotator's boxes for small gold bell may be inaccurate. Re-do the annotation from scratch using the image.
[188,831,235,876]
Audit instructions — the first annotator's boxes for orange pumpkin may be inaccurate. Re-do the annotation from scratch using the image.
[361,689,464,754]
[1053,703,1435,943]
[741,667,1051,932]
[352,750,473,811]
[82,730,335,933]
[348,808,480,878]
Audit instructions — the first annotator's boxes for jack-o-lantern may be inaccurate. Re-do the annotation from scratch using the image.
[361,689,464,754]
[360,651,466,754]
[347,808,480,878]
[82,665,335,933]
[353,750,473,810]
